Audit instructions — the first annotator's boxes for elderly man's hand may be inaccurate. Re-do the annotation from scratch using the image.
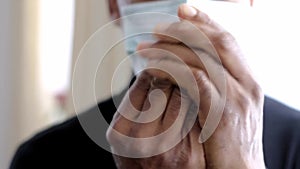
[107,3,266,169]
[106,72,206,169]
[136,4,266,169]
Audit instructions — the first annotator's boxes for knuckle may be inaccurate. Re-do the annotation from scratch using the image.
[166,94,183,120]
[198,11,212,24]
[250,83,263,100]
[145,64,170,81]
[134,72,152,90]
[106,119,121,140]
[137,71,151,83]
[168,95,181,113]
[165,22,189,42]
[106,117,131,146]
[194,70,208,86]
[249,82,264,107]
[219,31,235,43]
[166,22,185,35]
[193,70,211,96]
[240,94,251,109]
[212,31,236,50]
[107,123,153,156]
[151,79,172,89]
[129,125,141,137]
[106,125,121,147]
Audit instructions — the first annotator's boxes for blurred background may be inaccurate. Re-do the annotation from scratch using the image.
[0,0,299,168]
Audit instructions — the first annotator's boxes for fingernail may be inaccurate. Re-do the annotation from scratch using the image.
[182,4,197,18]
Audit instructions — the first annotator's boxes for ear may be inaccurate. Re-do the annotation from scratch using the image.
[108,0,121,20]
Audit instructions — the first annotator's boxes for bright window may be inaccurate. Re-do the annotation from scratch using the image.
[38,0,75,121]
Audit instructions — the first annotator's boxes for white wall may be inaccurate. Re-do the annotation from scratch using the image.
[0,0,20,168]
[68,0,132,114]
[0,1,50,168]
[250,1,300,110]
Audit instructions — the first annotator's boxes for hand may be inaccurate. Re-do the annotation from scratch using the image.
[106,73,206,169]
[137,4,266,169]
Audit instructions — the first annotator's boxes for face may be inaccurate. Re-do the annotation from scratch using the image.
[109,0,253,20]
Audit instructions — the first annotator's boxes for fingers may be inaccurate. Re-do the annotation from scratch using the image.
[153,4,253,83]
[145,59,217,112]
[110,72,153,135]
[145,58,226,143]
[138,43,226,96]
[153,21,217,61]
[162,87,192,132]
[137,42,208,73]
[178,4,212,23]
[130,79,173,138]
[137,78,173,123]
[188,123,206,168]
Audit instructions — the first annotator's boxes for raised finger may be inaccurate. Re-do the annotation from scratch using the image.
[111,72,153,135]
[130,79,173,138]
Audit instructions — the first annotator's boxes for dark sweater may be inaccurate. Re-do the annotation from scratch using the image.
[9,96,300,169]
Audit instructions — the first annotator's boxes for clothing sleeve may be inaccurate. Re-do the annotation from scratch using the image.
[291,123,300,169]
[9,141,40,169]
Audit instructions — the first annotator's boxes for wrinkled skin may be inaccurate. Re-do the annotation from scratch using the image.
[107,3,266,169]
[107,72,206,169]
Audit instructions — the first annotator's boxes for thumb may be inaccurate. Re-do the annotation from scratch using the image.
[178,4,211,23]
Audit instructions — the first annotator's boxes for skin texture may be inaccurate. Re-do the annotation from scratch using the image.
[107,1,265,168]
[107,72,206,169]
